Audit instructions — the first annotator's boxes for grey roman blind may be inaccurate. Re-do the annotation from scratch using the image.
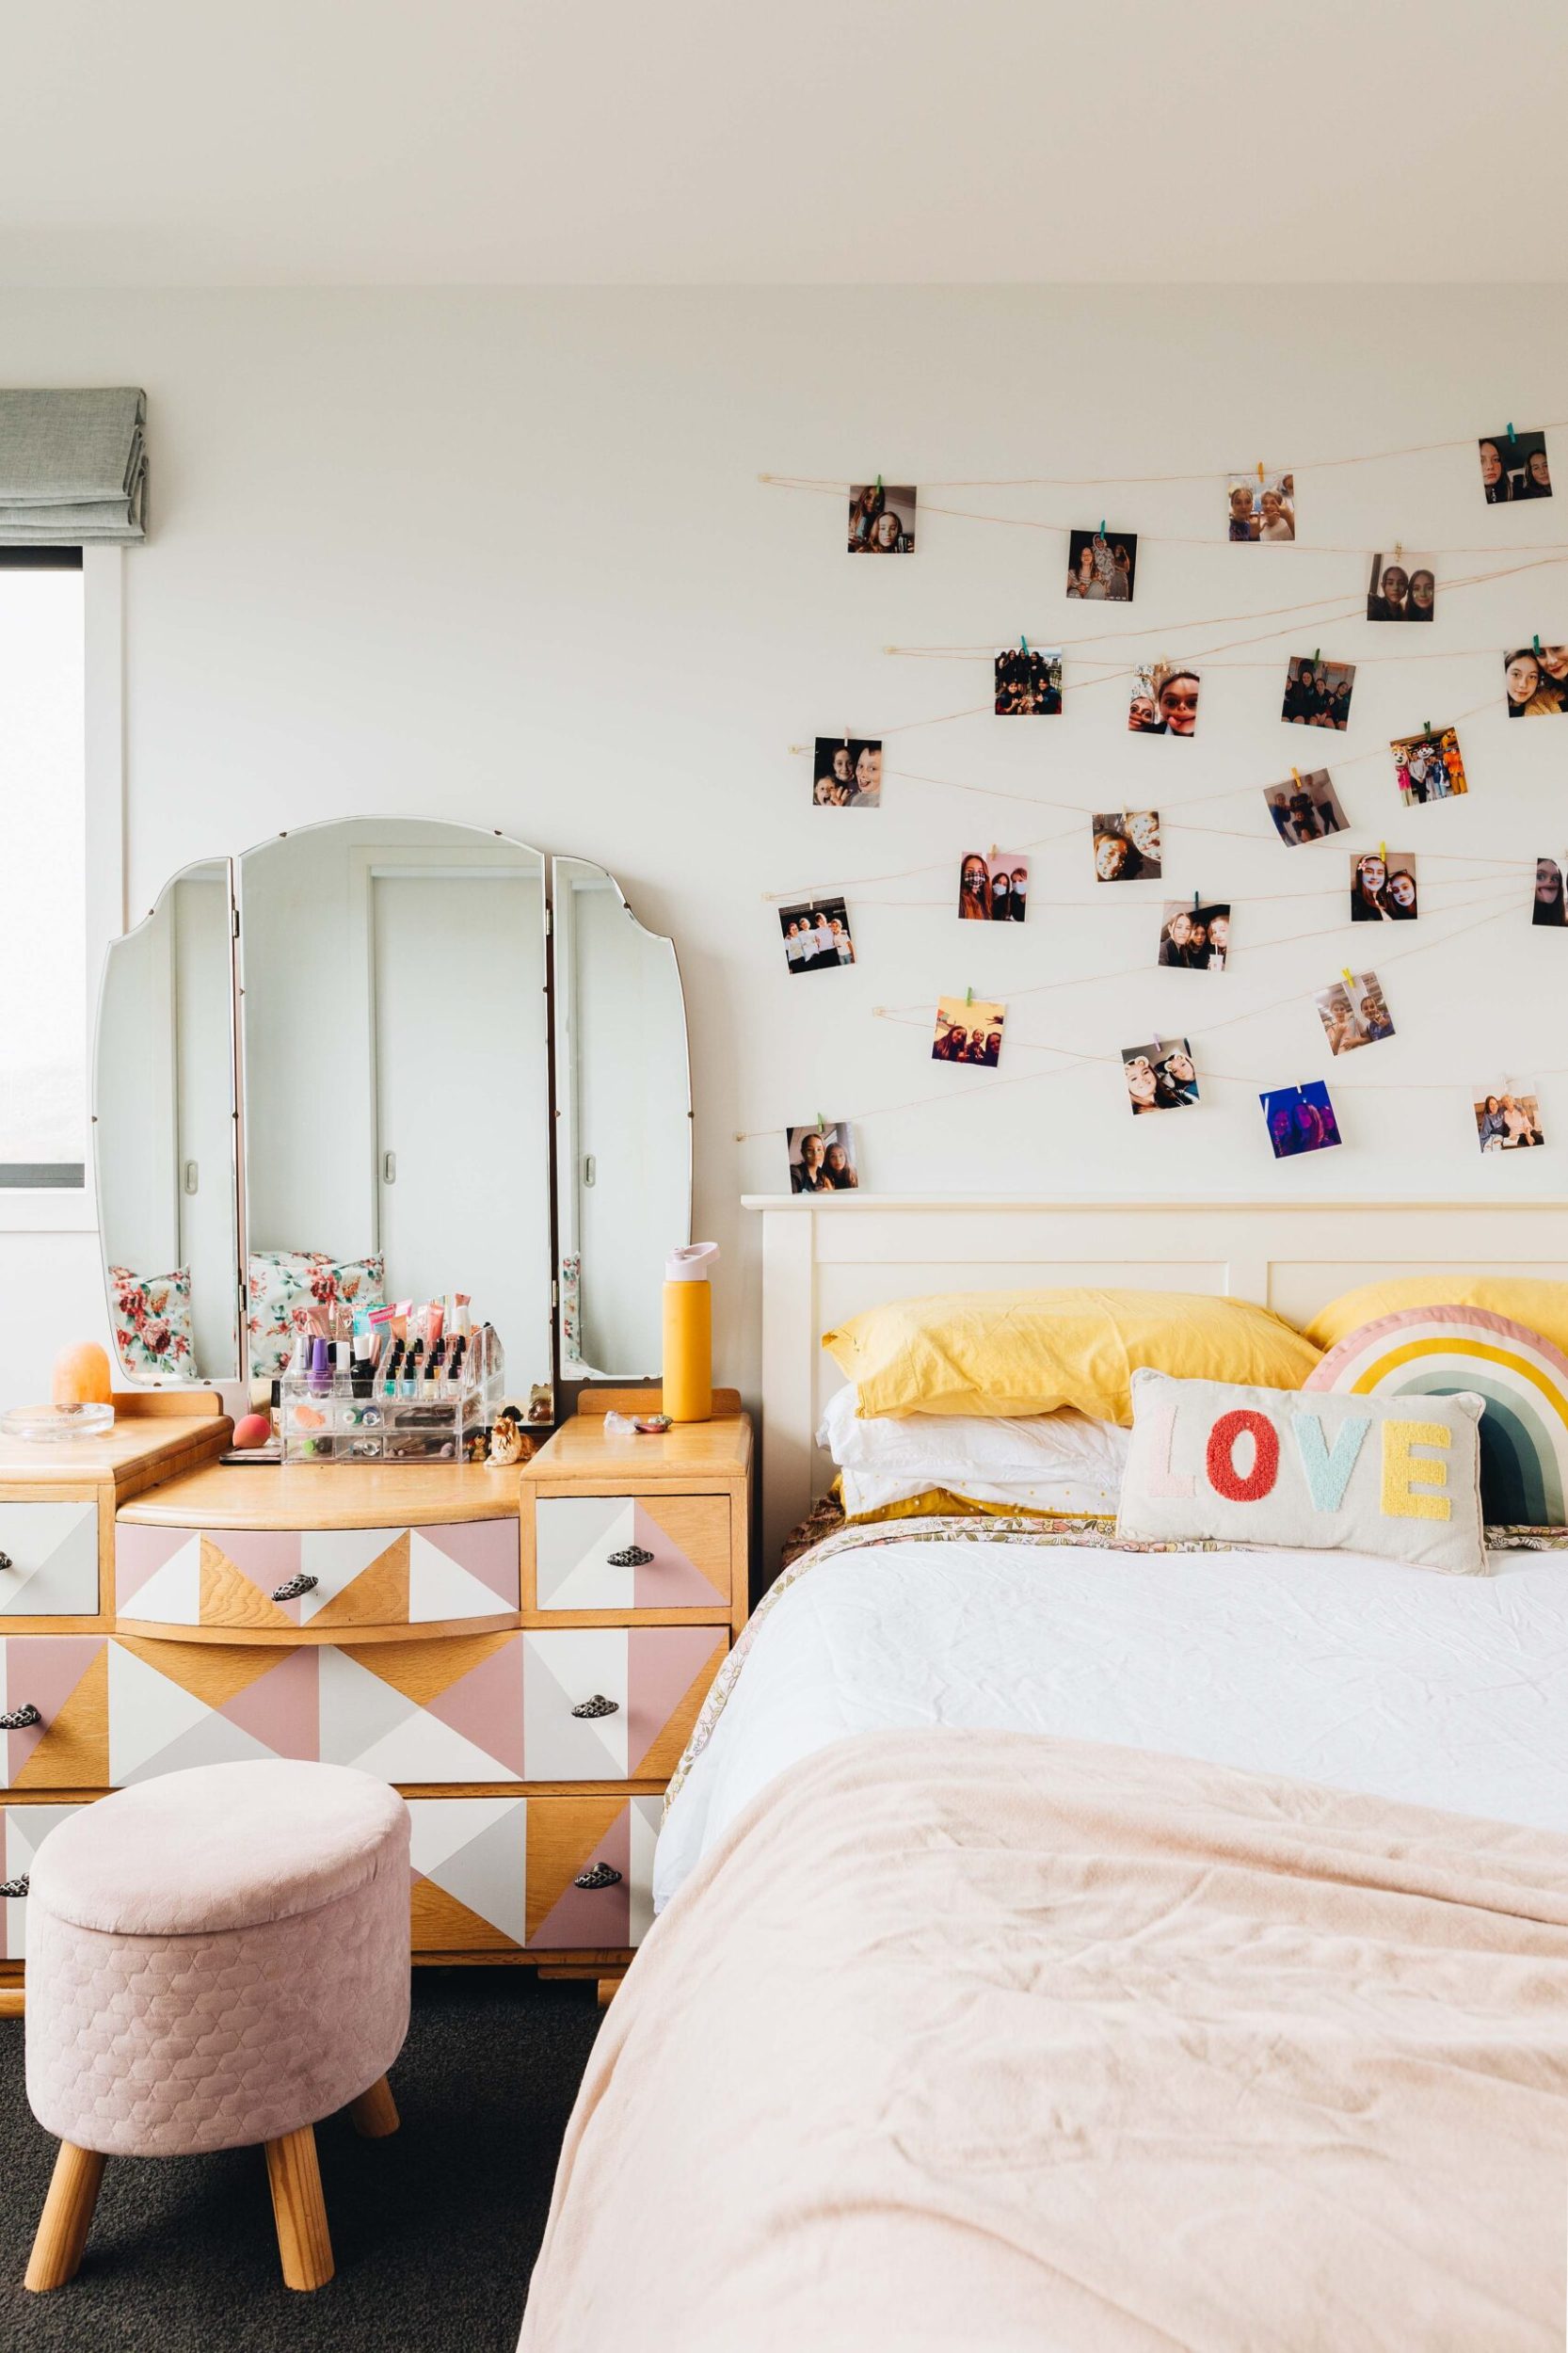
[0,388,147,543]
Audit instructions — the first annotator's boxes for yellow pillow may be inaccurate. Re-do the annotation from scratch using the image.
[1304,1276,1568,1356]
[832,1478,1109,1529]
[823,1288,1322,1426]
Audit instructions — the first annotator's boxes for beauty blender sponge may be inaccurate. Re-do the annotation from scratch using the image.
[233,1412,272,1449]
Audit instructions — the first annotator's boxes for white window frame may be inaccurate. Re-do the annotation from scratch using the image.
[0,546,124,1234]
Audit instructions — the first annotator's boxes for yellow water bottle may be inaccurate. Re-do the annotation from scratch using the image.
[663,1243,718,1422]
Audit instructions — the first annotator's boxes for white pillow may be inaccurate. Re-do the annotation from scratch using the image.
[819,1385,1128,1514]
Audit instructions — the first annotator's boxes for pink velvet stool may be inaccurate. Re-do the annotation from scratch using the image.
[23,1759,410,2293]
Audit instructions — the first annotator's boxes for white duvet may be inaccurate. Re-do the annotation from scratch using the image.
[655,1524,1568,1910]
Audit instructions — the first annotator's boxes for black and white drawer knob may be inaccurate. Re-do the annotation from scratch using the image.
[570,1693,620,1720]
[0,1873,28,1900]
[271,1573,319,1602]
[0,1704,41,1731]
[607,1545,654,1568]
[573,1862,623,1891]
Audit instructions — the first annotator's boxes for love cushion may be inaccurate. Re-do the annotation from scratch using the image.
[1116,1369,1488,1576]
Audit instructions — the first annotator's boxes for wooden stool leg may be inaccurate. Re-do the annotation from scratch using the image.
[24,2140,105,2292]
[346,2073,399,2139]
[264,2125,334,2292]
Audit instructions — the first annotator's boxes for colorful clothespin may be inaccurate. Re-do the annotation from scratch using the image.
[1341,968,1354,986]
[1380,840,1387,861]
[966,985,973,1006]
[1507,424,1516,447]
[1099,518,1106,536]
[1394,541,1402,562]
[1290,767,1302,785]
[1256,461,1265,485]
[875,473,883,490]
[1423,721,1432,738]
[816,1112,826,1135]
[1192,889,1200,911]
[1020,633,1029,655]
[1534,635,1544,657]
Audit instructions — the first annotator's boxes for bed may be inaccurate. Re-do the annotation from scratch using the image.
[520,1199,1568,2353]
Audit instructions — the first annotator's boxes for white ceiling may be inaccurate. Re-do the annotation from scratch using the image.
[4,0,1565,287]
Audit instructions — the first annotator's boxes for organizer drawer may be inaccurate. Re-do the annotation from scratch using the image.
[1,1636,109,1790]
[0,1497,100,1618]
[2,1800,90,1960]
[405,1791,662,1955]
[533,1493,730,1611]
[116,1515,520,1631]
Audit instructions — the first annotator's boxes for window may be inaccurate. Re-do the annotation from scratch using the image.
[0,549,86,1189]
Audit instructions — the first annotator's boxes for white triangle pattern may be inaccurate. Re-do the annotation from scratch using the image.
[534,1498,635,1610]
[407,1793,522,1878]
[0,1503,98,1615]
[298,1527,408,1621]
[315,1648,422,1767]
[107,1642,213,1782]
[408,1533,513,1624]
[114,1537,201,1625]
[628,1798,660,1947]
[125,1710,277,1782]
[424,1804,529,1943]
[350,1705,520,1786]
[522,1630,628,1779]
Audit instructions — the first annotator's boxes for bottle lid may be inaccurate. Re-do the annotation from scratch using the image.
[665,1242,719,1283]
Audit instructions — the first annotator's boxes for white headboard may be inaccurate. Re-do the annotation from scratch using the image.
[742,1193,1568,1571]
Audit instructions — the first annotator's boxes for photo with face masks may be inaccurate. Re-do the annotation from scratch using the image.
[786,1122,859,1194]
[1479,431,1551,504]
[1391,727,1466,808]
[1368,553,1436,622]
[1158,901,1229,970]
[1503,647,1568,718]
[1350,851,1417,922]
[847,482,916,553]
[1065,528,1137,600]
[1281,656,1354,731]
[1265,769,1349,843]
[1259,1081,1342,1160]
[1533,856,1566,928]
[1314,972,1394,1055]
[811,737,883,806]
[994,646,1063,714]
[1225,470,1294,542]
[1121,1037,1199,1115]
[778,897,856,976]
[932,998,1005,1068]
[957,850,1030,921]
[1474,1085,1545,1152]
[1128,664,1199,737]
[1091,810,1162,883]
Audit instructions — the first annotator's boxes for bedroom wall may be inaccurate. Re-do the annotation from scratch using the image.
[3,285,1566,1412]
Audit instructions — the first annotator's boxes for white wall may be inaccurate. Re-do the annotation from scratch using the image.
[3,286,1566,1416]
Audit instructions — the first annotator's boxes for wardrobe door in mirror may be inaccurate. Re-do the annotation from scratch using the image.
[95,859,241,1381]
[237,819,551,1389]
[552,857,691,1378]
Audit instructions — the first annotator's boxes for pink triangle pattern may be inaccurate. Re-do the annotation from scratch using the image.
[632,1504,728,1607]
[6,1636,106,1783]
[529,1806,632,1949]
[627,1625,721,1774]
[423,1639,525,1779]
[219,1646,319,1760]
[420,1518,519,1605]
[115,1523,194,1607]
[210,1529,305,1621]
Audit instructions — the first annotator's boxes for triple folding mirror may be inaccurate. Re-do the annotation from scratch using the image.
[94,819,691,1395]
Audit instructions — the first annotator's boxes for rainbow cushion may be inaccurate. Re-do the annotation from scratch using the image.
[1304,1305,1568,1527]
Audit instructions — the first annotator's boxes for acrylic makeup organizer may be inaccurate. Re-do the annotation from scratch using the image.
[280,1360,502,1465]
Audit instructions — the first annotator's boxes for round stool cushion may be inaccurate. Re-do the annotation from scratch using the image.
[25,1761,410,2158]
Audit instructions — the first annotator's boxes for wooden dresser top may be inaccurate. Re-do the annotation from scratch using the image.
[118,1458,525,1530]
[0,1396,230,1491]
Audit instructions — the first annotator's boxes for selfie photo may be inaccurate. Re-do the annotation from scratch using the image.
[1259,1081,1342,1159]
[1315,973,1394,1054]
[1367,553,1436,622]
[1474,1085,1545,1151]
[1158,901,1229,969]
[1504,647,1568,717]
[1092,810,1162,882]
[1533,856,1566,927]
[1281,656,1354,730]
[1265,770,1348,842]
[1121,1037,1199,1114]
[1066,528,1137,600]
[786,1121,859,1193]
[995,645,1063,713]
[1226,469,1295,541]
[958,849,1030,920]
[1392,727,1467,806]
[1128,662,1199,736]
[811,736,883,806]
[778,897,856,974]
[847,481,916,552]
[1480,431,1552,504]
[933,997,1005,1067]
[1350,850,1418,921]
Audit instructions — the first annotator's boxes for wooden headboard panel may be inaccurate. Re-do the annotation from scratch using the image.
[742,1194,1568,1572]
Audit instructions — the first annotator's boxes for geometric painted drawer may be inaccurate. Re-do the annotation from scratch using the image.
[406,1792,661,1956]
[1,1636,108,1790]
[1,1800,88,1959]
[116,1515,519,1631]
[533,1494,729,1610]
[106,1626,725,1788]
[0,1499,100,1618]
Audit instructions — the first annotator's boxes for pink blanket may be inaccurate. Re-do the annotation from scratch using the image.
[520,1731,1568,2352]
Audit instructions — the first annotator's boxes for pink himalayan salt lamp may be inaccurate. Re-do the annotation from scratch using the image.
[52,1342,113,1407]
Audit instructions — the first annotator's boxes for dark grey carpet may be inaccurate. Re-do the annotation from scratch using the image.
[0,1971,601,2351]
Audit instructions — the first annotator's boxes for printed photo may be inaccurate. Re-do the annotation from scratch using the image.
[1350,850,1418,922]
[811,737,882,807]
[1480,431,1552,504]
[1391,726,1467,806]
[1315,973,1394,1055]
[958,849,1030,921]
[778,897,856,975]
[1474,1085,1545,1152]
[1534,856,1566,928]
[1122,1037,1199,1115]
[1368,554,1436,622]
[786,1122,859,1193]
[1504,647,1568,718]
[1066,528,1137,601]
[1092,810,1162,883]
[995,645,1063,714]
[1128,662,1199,737]
[1259,1082,1342,1160]
[1265,770,1348,843]
[847,482,915,553]
[933,998,1005,1068]
[1226,470,1295,542]
[1282,656,1354,730]
[1158,901,1229,970]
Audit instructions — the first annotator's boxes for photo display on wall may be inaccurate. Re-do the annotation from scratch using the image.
[1265,770,1348,842]
[1391,727,1466,805]
[1065,529,1137,600]
[958,850,1030,920]
[1351,851,1417,921]
[1368,554,1436,622]
[1474,1084,1544,1151]
[779,898,856,973]
[848,482,915,552]
[1128,663,1199,737]
[933,998,1005,1066]
[1158,902,1229,969]
[1225,469,1295,541]
[1479,430,1551,504]
[1282,657,1354,730]
[1260,1082,1341,1159]
[1534,856,1566,927]
[812,736,882,806]
[1505,647,1568,717]
[1093,811,1162,881]
[1123,1038,1198,1113]
[1316,973,1394,1054]
[995,645,1062,713]
[786,1122,858,1193]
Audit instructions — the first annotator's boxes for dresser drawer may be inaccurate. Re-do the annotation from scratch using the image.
[532,1494,730,1611]
[404,1791,662,1955]
[2,1800,89,1959]
[116,1516,520,1631]
[1,1636,108,1790]
[0,1498,100,1618]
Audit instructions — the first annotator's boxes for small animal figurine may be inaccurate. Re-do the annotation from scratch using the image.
[488,1409,528,1466]
[526,1383,553,1425]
